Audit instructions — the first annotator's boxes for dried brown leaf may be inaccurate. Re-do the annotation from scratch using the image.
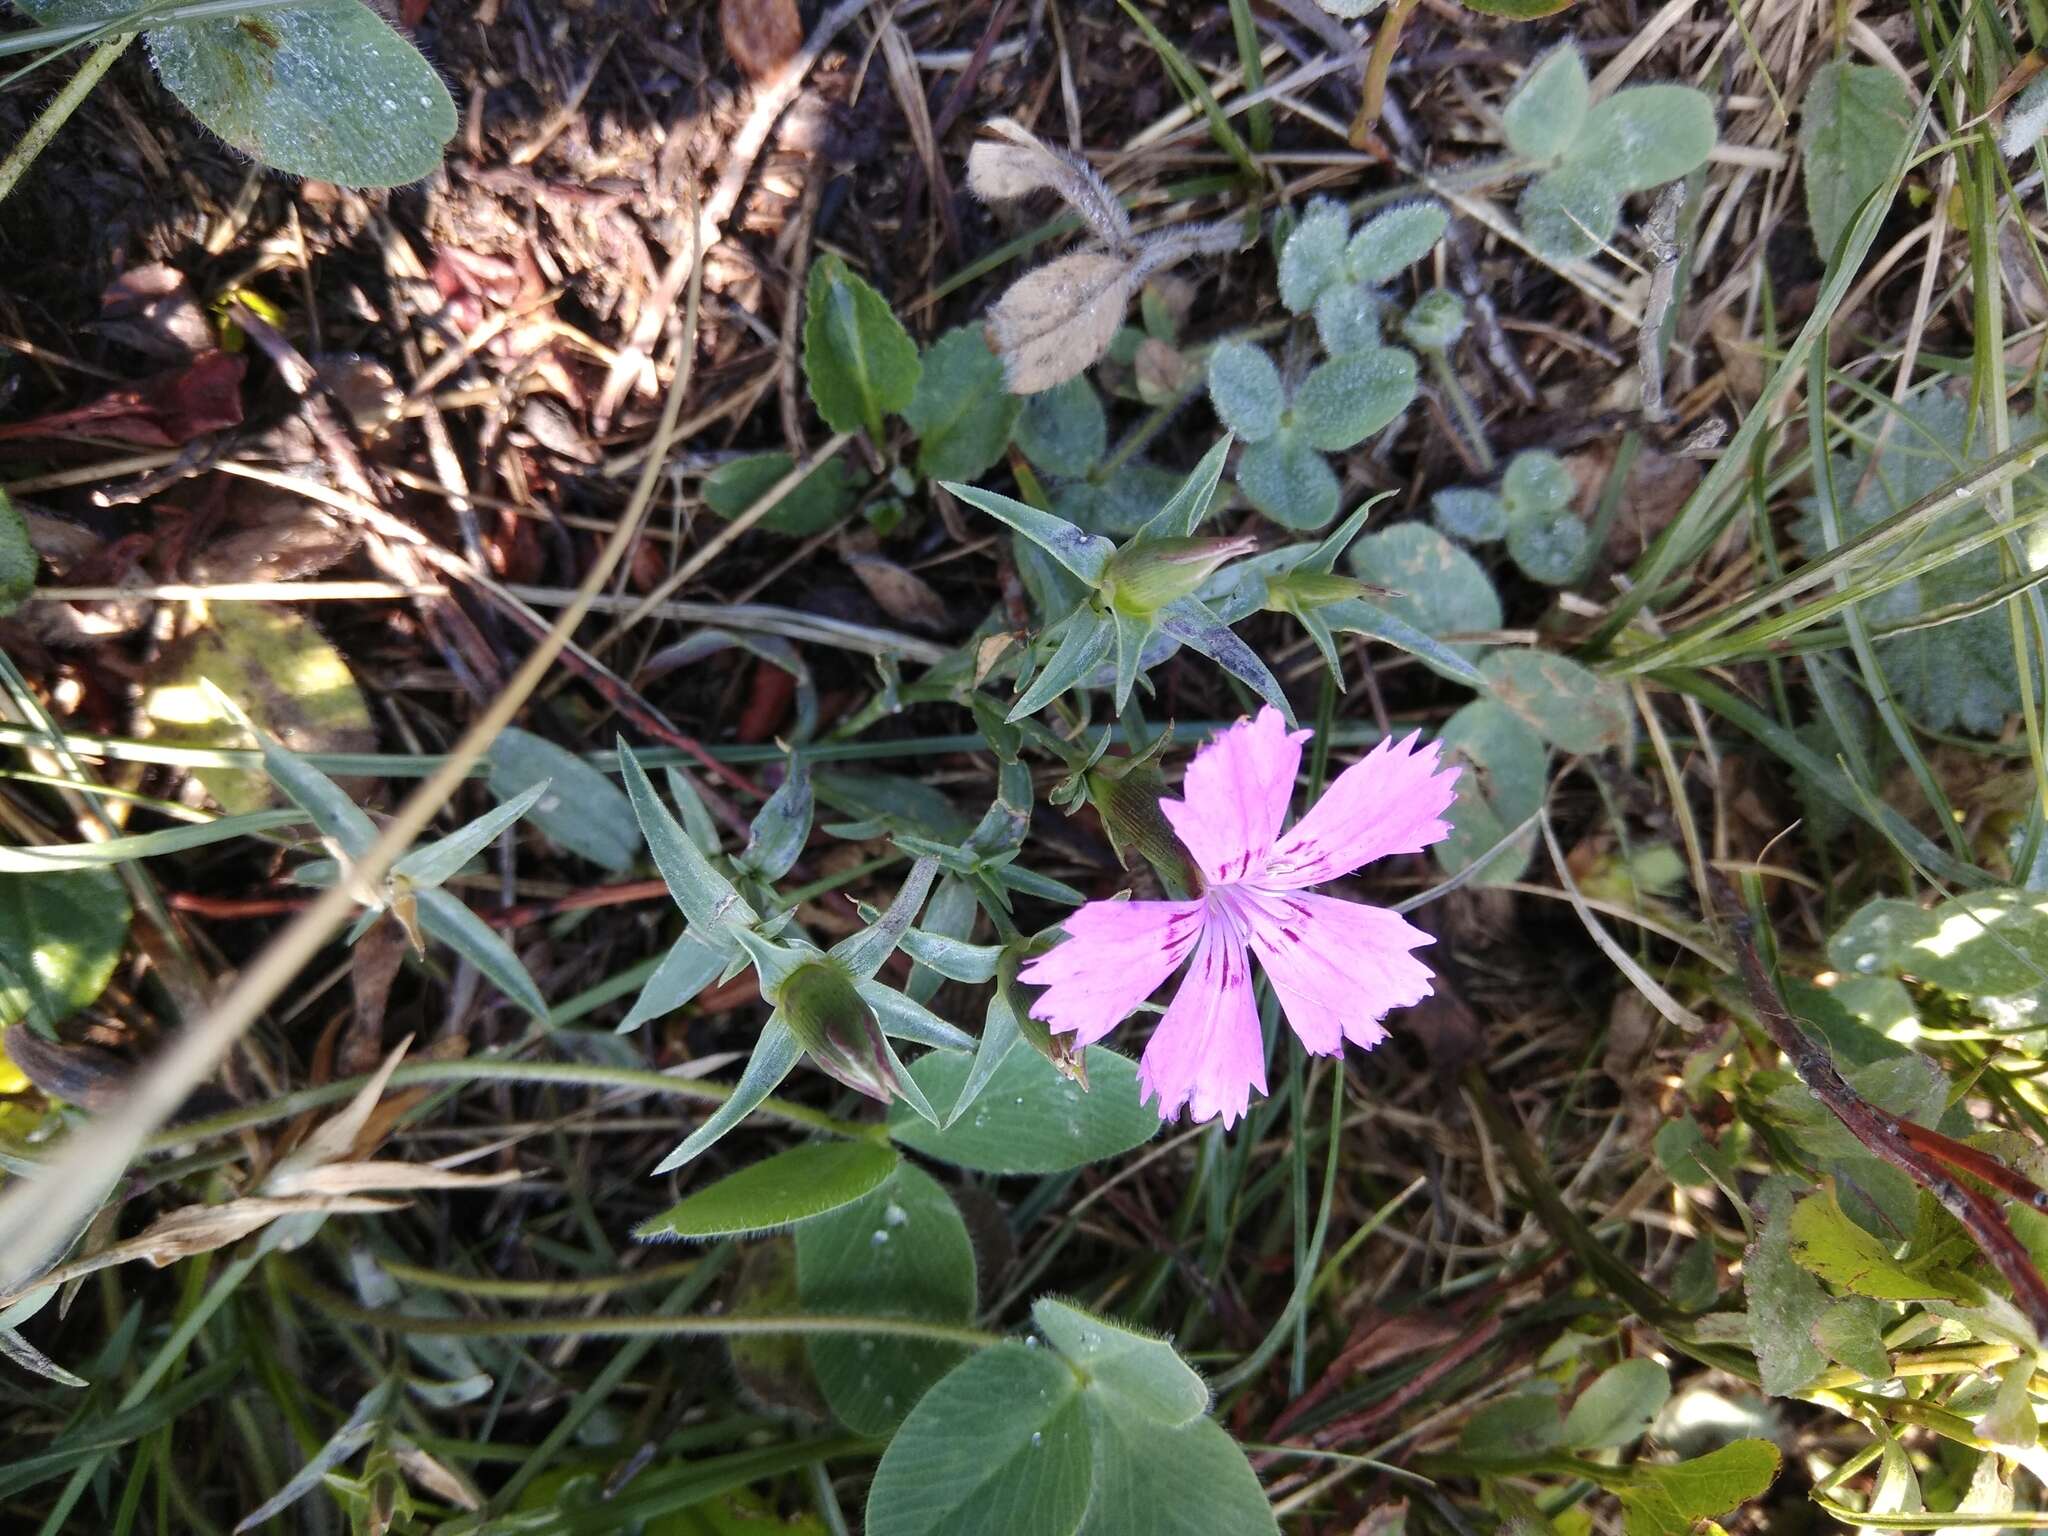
[841,550,949,632]
[274,1161,524,1197]
[985,250,1134,394]
[968,118,1131,250]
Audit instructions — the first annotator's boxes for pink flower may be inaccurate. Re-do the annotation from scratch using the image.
[1018,707,1459,1126]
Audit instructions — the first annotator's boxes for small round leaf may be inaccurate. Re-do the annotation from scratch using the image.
[887,1046,1159,1174]
[1506,507,1592,585]
[1481,649,1633,754]
[1347,522,1503,666]
[1432,489,1509,544]
[1016,377,1108,478]
[1502,450,1575,516]
[1237,430,1340,531]
[1312,284,1382,356]
[1575,85,1718,192]
[1277,199,1352,315]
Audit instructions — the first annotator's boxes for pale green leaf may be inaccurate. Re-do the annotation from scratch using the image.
[653,1018,804,1172]
[1014,377,1107,479]
[1074,1398,1278,1536]
[1502,450,1575,516]
[1618,1440,1780,1536]
[1801,62,1915,260]
[618,741,755,938]
[1237,429,1339,531]
[393,782,547,889]
[0,491,32,615]
[1433,488,1509,543]
[413,886,548,1021]
[1033,1298,1207,1427]
[1481,650,1634,754]
[1506,509,1592,585]
[1575,85,1717,192]
[1517,163,1623,261]
[1344,201,1447,284]
[703,453,857,537]
[1292,349,1416,451]
[1206,342,1284,443]
[735,756,813,883]
[1561,1359,1669,1450]
[1347,521,1502,672]
[1503,45,1590,160]
[486,728,638,873]
[1277,199,1352,315]
[617,933,726,1034]
[796,1164,977,1435]
[1744,1177,1831,1396]
[865,1343,1092,1536]
[1433,699,1546,885]
[887,1046,1158,1173]
[944,483,1114,585]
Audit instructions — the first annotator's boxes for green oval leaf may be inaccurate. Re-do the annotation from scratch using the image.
[636,1141,901,1241]
[887,1045,1159,1174]
[1433,488,1509,544]
[1618,1440,1781,1536]
[1076,1400,1279,1536]
[803,253,921,442]
[1518,162,1623,261]
[866,1343,1093,1536]
[703,453,856,538]
[1206,341,1285,443]
[486,728,638,874]
[1506,507,1592,586]
[1344,200,1447,285]
[1276,199,1351,315]
[1347,522,1503,672]
[1481,650,1634,754]
[1502,450,1574,516]
[1433,698,1547,885]
[1800,61,1916,262]
[795,1164,977,1435]
[1292,349,1416,451]
[1237,429,1339,531]
[1561,1359,1670,1450]
[0,868,131,1033]
[1576,85,1718,192]
[907,329,1020,482]
[1015,377,1107,479]
[1502,45,1589,159]
[144,2,456,187]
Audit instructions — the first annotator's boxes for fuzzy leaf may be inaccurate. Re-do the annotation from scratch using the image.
[136,1,454,187]
[1433,488,1509,543]
[804,253,921,440]
[1206,342,1284,443]
[986,250,1133,395]
[1347,522,1503,670]
[1575,85,1718,192]
[1292,349,1417,451]
[636,1141,901,1241]
[1344,201,1448,285]
[1278,200,1353,314]
[1518,162,1623,261]
[1237,429,1339,531]
[1502,450,1575,516]
[1506,508,1592,585]
[1312,284,1381,356]
[1503,45,1590,160]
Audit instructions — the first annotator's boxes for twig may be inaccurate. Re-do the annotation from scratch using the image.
[1636,183,1686,426]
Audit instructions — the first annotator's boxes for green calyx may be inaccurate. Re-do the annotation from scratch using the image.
[1101,535,1258,618]
[778,959,902,1104]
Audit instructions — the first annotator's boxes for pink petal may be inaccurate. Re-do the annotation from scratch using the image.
[1233,886,1435,1054]
[1159,706,1310,888]
[1262,731,1459,890]
[1137,923,1266,1127]
[1019,898,1205,1047]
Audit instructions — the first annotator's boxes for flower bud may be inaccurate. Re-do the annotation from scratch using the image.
[1085,756,1201,898]
[1101,535,1257,616]
[1263,569,1379,616]
[778,960,902,1104]
[1401,288,1467,352]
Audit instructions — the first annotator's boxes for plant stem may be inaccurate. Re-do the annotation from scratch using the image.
[0,34,128,206]
[1427,349,1496,473]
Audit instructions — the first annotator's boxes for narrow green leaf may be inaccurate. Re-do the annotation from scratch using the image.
[636,1141,900,1241]
[735,756,813,883]
[857,980,977,1053]
[1009,615,1116,721]
[1158,597,1292,718]
[833,857,939,981]
[944,483,1115,584]
[619,741,755,937]
[413,886,548,1021]
[617,933,727,1035]
[1141,436,1235,540]
[653,1018,804,1172]
[0,810,303,874]
[1321,599,1488,688]
[392,781,547,889]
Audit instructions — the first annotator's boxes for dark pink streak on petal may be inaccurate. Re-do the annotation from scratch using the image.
[1159,706,1310,888]
[1136,918,1266,1127]
[1234,886,1436,1055]
[1263,731,1459,890]
[1018,897,1205,1047]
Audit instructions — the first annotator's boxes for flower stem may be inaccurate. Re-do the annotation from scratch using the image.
[0,36,129,207]
[1427,349,1495,473]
